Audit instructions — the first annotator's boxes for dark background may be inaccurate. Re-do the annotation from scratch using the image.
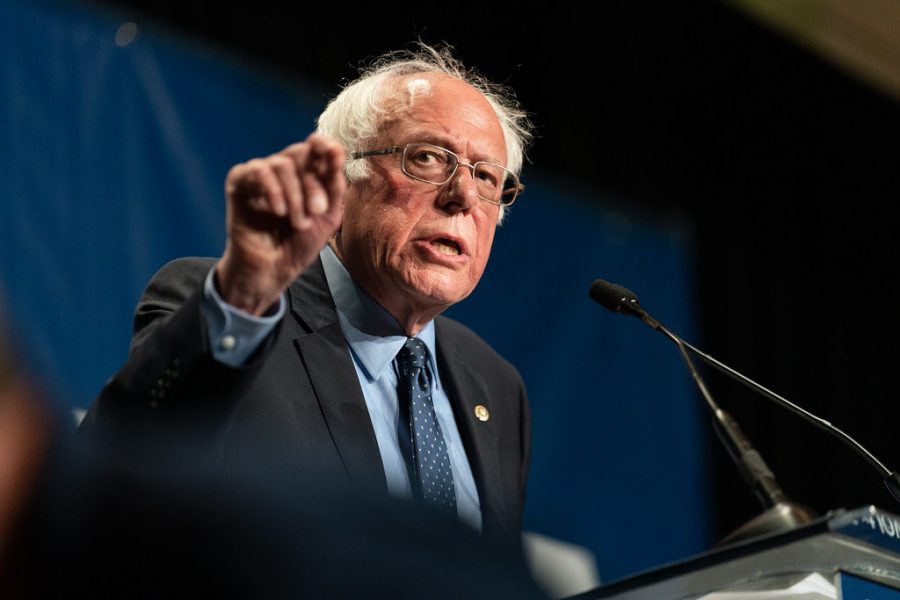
[92,1,900,541]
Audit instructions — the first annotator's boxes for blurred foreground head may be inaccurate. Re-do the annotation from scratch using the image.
[5,416,546,598]
[0,298,544,598]
[0,296,54,566]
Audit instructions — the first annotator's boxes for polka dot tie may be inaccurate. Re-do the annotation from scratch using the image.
[396,337,457,517]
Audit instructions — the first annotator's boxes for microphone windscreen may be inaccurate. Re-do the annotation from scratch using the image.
[588,279,637,314]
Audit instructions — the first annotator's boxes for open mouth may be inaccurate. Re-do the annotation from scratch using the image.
[430,238,461,256]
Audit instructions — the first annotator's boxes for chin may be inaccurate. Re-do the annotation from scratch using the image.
[402,273,473,310]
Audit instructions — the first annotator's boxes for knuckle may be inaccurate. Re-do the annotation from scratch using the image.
[267,154,292,171]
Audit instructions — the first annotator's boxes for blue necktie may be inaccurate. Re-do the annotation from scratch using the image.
[396,337,457,516]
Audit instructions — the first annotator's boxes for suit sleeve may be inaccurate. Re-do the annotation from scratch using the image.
[80,257,281,441]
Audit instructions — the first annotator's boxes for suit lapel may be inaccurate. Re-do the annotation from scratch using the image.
[287,259,386,492]
[435,319,506,533]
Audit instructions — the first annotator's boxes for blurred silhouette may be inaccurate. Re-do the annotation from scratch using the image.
[0,296,55,568]
[0,294,546,598]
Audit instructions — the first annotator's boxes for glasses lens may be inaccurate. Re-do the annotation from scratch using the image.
[403,143,455,183]
[499,180,519,206]
[401,143,520,206]
[471,163,504,203]
[473,163,520,205]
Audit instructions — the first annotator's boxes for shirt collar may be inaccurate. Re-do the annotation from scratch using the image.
[320,245,439,386]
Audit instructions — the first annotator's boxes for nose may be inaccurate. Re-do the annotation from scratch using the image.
[436,162,480,213]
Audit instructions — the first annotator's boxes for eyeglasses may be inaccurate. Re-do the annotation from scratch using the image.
[349,142,524,206]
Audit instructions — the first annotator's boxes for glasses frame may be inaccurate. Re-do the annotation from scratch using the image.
[349,142,524,206]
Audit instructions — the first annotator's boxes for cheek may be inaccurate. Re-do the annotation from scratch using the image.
[345,204,420,272]
[474,213,498,257]
[465,217,497,285]
[343,181,407,246]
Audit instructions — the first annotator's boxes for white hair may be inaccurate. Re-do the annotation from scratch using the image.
[316,42,533,221]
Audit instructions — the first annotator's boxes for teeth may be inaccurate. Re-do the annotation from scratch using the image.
[431,239,460,255]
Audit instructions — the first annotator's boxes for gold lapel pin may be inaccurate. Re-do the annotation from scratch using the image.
[474,405,490,422]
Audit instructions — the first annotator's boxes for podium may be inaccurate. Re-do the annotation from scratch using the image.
[569,505,900,599]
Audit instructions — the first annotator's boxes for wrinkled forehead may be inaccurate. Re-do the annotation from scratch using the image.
[398,75,434,105]
[376,73,495,127]
[375,73,506,157]
[377,73,440,116]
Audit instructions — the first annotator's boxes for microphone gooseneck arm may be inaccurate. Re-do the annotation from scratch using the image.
[679,331,900,506]
[588,278,900,507]
[589,279,796,510]
[660,322,792,509]
[678,338,892,475]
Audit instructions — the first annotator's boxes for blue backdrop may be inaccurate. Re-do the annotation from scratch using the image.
[1,0,711,582]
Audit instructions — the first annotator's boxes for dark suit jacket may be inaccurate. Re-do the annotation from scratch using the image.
[84,256,531,543]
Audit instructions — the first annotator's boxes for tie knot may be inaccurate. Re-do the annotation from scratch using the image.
[397,337,428,372]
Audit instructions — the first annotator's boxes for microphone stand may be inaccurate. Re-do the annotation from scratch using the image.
[649,314,817,545]
[677,337,900,504]
[590,278,900,542]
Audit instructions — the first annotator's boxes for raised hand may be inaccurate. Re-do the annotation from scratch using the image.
[216,134,346,315]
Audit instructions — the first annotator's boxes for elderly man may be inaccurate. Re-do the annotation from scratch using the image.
[84,44,533,545]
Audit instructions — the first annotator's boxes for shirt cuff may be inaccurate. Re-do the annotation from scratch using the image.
[201,266,286,367]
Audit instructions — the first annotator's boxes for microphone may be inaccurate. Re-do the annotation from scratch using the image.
[590,279,859,543]
[590,280,815,540]
[589,280,660,329]
[589,279,900,509]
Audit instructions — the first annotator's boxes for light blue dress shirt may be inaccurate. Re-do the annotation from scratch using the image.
[202,249,482,531]
[203,268,286,367]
